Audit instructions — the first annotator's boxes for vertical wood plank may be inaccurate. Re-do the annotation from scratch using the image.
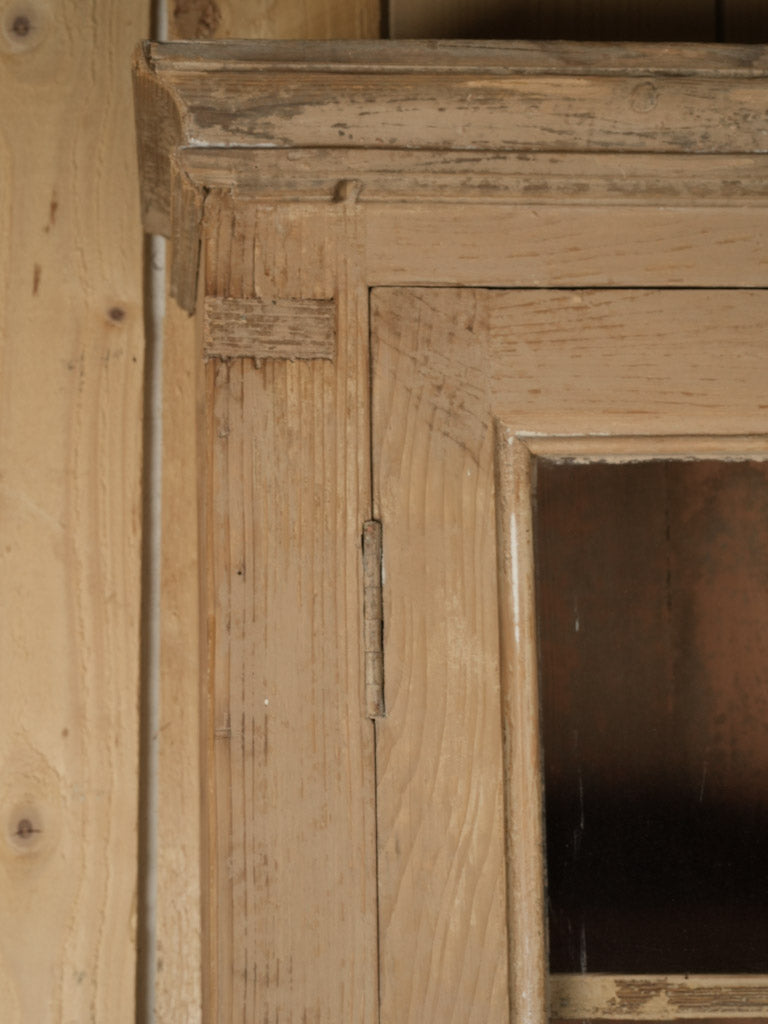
[390,0,716,42]
[201,196,377,1022]
[157,2,380,1019]
[0,1,148,1019]
[372,288,510,1024]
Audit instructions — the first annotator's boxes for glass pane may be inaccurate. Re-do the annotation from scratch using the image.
[534,460,768,974]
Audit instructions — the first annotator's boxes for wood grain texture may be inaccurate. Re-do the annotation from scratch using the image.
[156,5,380,1020]
[487,289,768,435]
[372,288,510,1024]
[0,1,148,1019]
[203,296,336,359]
[146,37,768,74]
[134,39,768,236]
[146,64,768,155]
[367,206,768,288]
[552,975,768,1018]
[371,286,768,1021]
[180,148,768,207]
[495,432,547,1024]
[173,0,378,40]
[154,278,204,1024]
[390,0,717,41]
[201,195,377,1023]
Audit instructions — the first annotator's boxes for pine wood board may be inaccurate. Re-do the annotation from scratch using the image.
[366,205,768,287]
[141,65,768,155]
[157,5,380,1020]
[198,195,377,1023]
[371,285,768,1021]
[172,0,378,40]
[179,148,768,207]
[372,289,511,1024]
[0,1,148,1019]
[552,974,768,1018]
[145,37,768,74]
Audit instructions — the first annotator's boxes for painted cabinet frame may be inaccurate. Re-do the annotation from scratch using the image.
[134,40,768,1022]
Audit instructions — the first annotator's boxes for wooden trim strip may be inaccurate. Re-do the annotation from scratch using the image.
[203,296,336,360]
[144,39,768,77]
[524,434,768,461]
[551,974,768,1019]
[154,70,768,155]
[180,149,768,207]
[494,428,548,1024]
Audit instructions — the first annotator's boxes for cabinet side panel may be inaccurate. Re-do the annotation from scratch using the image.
[157,3,382,1019]
[202,197,377,1022]
[372,288,511,1024]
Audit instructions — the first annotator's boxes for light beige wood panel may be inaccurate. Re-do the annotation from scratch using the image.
[156,5,380,1020]
[200,195,377,1022]
[0,1,148,1020]
[390,0,716,41]
[487,289,768,435]
[372,289,511,1024]
[367,206,768,288]
[372,286,768,1023]
[155,281,205,1024]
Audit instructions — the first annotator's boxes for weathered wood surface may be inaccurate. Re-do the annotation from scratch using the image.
[144,37,768,73]
[552,975,768,1018]
[180,147,768,206]
[372,289,511,1024]
[0,1,148,1020]
[156,5,379,1021]
[371,286,768,1021]
[203,296,336,359]
[139,56,768,154]
[201,195,377,1023]
[133,39,768,238]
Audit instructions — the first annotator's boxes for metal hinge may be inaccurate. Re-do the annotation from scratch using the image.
[362,520,386,719]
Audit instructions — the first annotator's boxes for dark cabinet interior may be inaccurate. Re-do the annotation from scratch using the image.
[535,459,768,974]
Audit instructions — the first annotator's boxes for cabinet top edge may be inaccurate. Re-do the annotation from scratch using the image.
[141,38,768,78]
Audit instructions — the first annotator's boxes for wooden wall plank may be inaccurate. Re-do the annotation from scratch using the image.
[0,1,148,1020]
[390,0,717,42]
[157,3,380,1019]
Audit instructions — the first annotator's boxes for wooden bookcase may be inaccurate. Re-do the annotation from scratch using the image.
[134,40,768,1022]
